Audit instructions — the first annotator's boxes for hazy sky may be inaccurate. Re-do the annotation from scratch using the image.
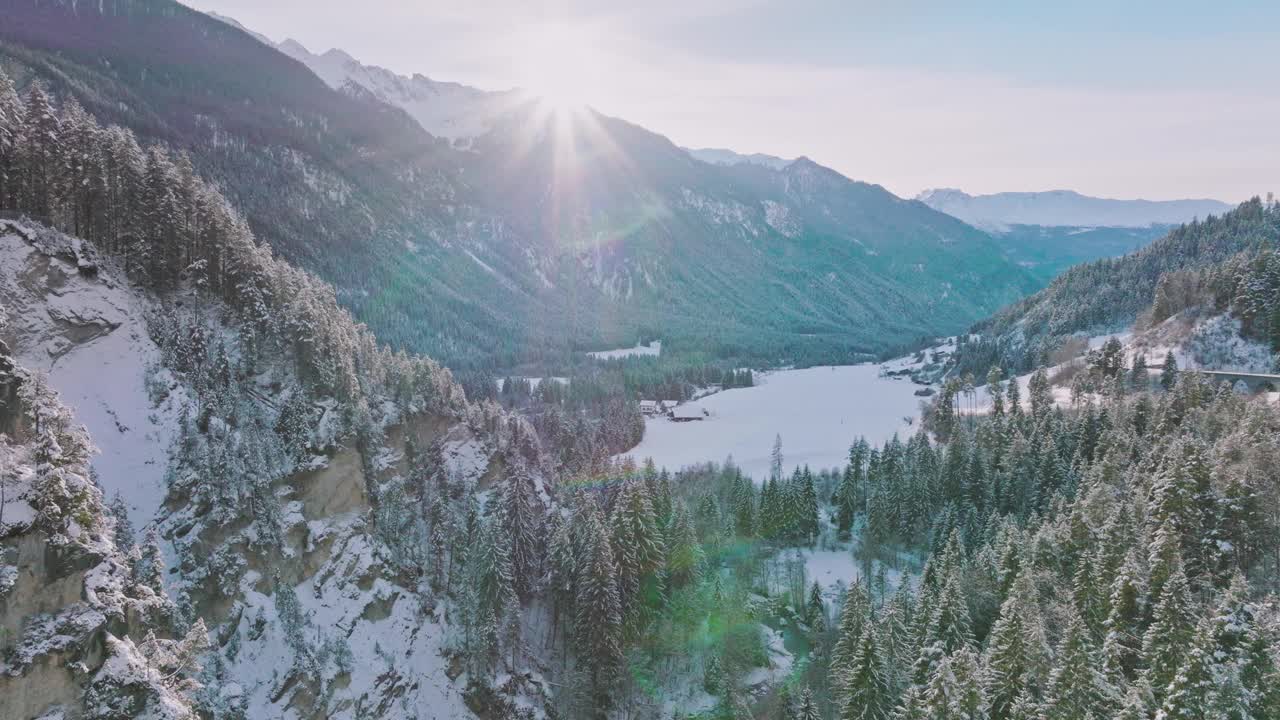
[189,0,1278,202]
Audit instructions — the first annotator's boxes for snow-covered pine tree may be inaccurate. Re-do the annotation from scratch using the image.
[983,569,1050,720]
[274,576,311,670]
[796,687,821,720]
[500,463,544,599]
[577,504,623,707]
[547,514,577,646]
[471,511,517,620]
[731,472,757,537]
[1041,610,1116,720]
[109,491,135,551]
[919,648,984,720]
[19,82,61,218]
[830,582,871,693]
[0,69,23,208]
[840,623,891,720]
[1161,351,1179,391]
[806,581,826,628]
[134,526,167,596]
[1143,564,1196,703]
[1101,550,1147,684]
[666,503,705,588]
[1156,616,1217,720]
[800,467,819,542]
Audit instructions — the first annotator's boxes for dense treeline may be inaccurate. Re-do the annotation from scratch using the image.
[456,356,756,478]
[951,199,1279,378]
[801,370,1280,720]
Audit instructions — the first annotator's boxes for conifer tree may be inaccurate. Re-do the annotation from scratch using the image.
[1129,354,1149,390]
[841,624,891,720]
[891,685,929,720]
[1028,368,1052,421]
[1161,352,1179,391]
[0,69,23,207]
[1102,550,1146,684]
[612,476,665,628]
[666,504,705,587]
[500,464,544,599]
[1143,564,1195,702]
[134,526,166,596]
[797,687,821,720]
[1006,377,1022,418]
[471,512,517,618]
[1157,616,1217,720]
[577,505,623,707]
[806,581,826,628]
[1042,611,1115,720]
[546,515,577,646]
[831,583,871,690]
[983,569,1050,720]
[920,648,984,720]
[109,492,135,551]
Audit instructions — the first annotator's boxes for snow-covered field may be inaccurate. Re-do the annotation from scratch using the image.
[621,364,922,481]
[587,340,662,360]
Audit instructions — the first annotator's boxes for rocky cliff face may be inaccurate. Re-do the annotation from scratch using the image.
[1,219,538,718]
[0,337,198,719]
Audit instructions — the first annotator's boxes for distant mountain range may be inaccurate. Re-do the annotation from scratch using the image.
[917,188,1233,232]
[684,147,793,170]
[951,197,1269,376]
[273,36,527,147]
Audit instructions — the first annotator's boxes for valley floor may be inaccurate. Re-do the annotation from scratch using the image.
[620,364,923,480]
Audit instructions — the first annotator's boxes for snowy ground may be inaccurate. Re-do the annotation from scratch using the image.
[620,364,922,481]
[1,228,182,528]
[586,340,661,361]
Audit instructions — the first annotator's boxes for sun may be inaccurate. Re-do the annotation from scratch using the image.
[514,22,604,111]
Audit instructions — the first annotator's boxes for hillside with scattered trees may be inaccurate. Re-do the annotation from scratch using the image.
[951,198,1279,378]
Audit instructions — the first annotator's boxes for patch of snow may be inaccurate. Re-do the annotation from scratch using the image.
[0,230,183,528]
[587,341,662,361]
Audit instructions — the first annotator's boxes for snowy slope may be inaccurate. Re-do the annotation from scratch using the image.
[917,188,1233,232]
[0,223,183,528]
[586,340,662,360]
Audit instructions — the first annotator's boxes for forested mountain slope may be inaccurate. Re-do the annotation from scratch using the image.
[0,76,545,717]
[986,223,1169,283]
[951,198,1279,376]
[0,0,1039,370]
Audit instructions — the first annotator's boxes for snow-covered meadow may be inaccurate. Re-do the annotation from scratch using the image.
[621,364,924,481]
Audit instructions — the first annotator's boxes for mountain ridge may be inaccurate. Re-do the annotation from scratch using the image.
[918,187,1234,232]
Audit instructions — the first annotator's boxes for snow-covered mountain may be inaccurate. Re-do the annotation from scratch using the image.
[208,13,525,144]
[274,38,528,144]
[917,187,1233,232]
[685,147,793,170]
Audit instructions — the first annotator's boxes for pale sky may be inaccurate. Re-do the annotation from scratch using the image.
[188,0,1279,203]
